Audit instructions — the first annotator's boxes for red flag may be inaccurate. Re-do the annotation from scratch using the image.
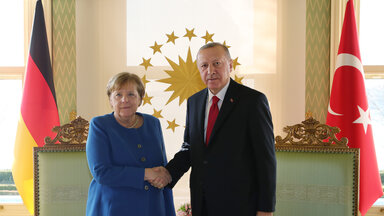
[326,0,383,215]
[12,0,60,214]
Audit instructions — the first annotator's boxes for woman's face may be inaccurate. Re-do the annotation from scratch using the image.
[109,82,141,122]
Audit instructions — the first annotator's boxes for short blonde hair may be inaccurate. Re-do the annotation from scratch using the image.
[106,72,145,99]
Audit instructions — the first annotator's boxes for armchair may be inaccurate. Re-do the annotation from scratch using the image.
[33,117,91,216]
[274,117,359,216]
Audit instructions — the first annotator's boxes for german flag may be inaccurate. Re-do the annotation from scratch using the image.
[12,1,60,214]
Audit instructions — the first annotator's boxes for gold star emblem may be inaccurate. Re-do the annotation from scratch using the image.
[140,58,153,70]
[232,57,241,70]
[183,28,197,41]
[166,119,179,132]
[166,31,179,44]
[223,41,231,48]
[141,75,150,88]
[152,109,164,119]
[158,47,206,105]
[234,75,244,84]
[201,31,214,44]
[142,93,153,105]
[150,41,163,54]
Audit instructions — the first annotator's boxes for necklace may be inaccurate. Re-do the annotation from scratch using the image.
[128,114,139,128]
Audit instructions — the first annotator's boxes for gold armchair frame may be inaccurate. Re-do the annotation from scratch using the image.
[33,117,91,216]
[274,117,359,216]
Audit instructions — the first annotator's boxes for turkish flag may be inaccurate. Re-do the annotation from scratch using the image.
[326,1,383,215]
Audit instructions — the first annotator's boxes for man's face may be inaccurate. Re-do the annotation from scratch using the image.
[196,46,233,95]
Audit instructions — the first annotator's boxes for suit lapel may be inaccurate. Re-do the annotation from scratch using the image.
[196,89,208,145]
[208,79,238,145]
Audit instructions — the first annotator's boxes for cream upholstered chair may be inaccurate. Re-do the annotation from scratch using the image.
[33,117,91,216]
[274,117,359,216]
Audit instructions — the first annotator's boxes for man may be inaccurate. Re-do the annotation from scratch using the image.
[155,42,276,216]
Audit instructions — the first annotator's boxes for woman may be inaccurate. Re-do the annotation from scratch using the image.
[86,72,175,216]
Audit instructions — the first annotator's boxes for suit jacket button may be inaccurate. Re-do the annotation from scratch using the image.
[144,185,149,190]
[137,144,142,149]
[141,157,146,162]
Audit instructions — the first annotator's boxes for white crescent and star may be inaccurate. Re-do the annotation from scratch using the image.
[327,53,364,116]
[328,103,343,116]
[328,53,372,134]
[353,105,371,134]
[334,53,364,78]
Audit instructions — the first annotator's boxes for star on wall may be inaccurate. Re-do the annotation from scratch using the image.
[150,41,163,54]
[141,75,150,88]
[140,58,153,70]
[234,75,244,84]
[152,108,163,119]
[183,28,197,41]
[158,48,206,105]
[201,31,214,44]
[223,41,231,48]
[142,93,153,105]
[166,31,179,44]
[167,119,179,132]
[353,105,371,134]
[232,57,241,70]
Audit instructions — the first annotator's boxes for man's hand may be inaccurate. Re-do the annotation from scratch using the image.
[144,166,172,189]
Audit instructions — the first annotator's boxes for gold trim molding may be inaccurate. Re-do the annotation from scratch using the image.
[44,116,89,145]
[275,117,348,148]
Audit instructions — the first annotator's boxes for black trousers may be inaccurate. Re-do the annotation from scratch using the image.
[201,193,209,216]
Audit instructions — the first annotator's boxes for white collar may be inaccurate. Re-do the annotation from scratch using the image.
[208,79,230,102]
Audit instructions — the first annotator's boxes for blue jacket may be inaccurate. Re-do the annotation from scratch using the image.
[86,113,175,216]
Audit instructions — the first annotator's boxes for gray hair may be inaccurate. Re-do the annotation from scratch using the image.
[196,42,232,61]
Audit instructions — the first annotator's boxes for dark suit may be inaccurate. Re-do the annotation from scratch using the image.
[166,79,276,216]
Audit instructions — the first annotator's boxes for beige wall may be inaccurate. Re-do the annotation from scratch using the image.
[276,0,306,130]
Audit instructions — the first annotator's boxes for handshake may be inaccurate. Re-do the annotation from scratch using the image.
[144,166,172,189]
